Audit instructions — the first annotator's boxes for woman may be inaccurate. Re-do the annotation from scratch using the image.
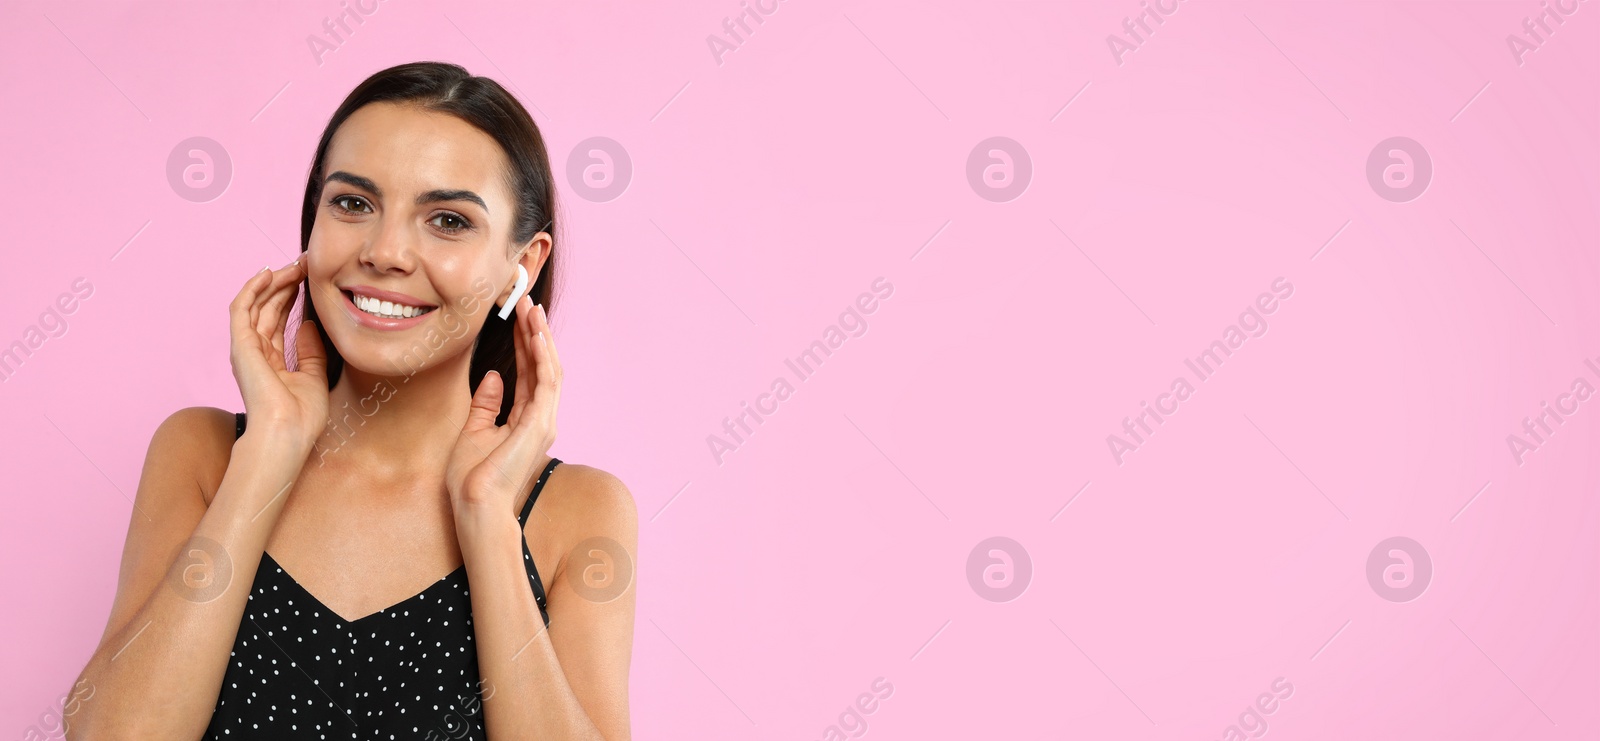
[65,62,637,740]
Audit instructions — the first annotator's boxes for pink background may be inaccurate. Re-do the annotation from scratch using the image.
[2,0,1596,738]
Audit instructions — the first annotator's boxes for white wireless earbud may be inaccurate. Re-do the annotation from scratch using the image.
[497,264,529,320]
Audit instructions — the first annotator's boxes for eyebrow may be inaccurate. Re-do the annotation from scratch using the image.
[323,171,488,213]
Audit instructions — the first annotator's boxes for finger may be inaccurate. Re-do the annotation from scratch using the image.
[232,270,275,350]
[523,296,554,403]
[507,296,555,453]
[249,261,302,336]
[231,267,272,335]
[255,288,298,374]
[499,297,556,494]
[465,370,504,432]
[293,320,328,382]
[247,267,276,333]
[534,300,563,389]
[507,295,534,429]
[230,268,276,389]
[528,302,558,424]
[262,266,304,357]
[270,282,297,360]
[259,272,302,366]
[516,293,544,424]
[255,262,301,334]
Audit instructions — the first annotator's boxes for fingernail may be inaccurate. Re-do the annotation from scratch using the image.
[260,265,271,273]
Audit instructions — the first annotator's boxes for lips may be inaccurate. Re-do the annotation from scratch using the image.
[338,285,438,330]
[343,285,437,311]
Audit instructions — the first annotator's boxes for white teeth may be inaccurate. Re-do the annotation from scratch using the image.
[352,293,429,320]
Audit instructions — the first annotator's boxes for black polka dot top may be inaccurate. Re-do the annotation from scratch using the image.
[204,412,559,740]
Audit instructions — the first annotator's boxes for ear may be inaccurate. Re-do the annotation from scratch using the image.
[503,230,553,300]
[519,229,553,283]
[496,230,555,310]
[496,264,529,320]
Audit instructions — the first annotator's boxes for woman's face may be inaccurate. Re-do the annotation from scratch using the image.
[304,101,524,378]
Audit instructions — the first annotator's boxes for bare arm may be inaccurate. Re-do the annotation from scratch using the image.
[466,465,637,740]
[65,259,328,740]
[64,408,310,740]
[443,296,636,739]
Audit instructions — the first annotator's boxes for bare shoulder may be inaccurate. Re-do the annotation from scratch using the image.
[544,462,638,538]
[525,462,638,568]
[146,406,238,507]
[94,406,237,648]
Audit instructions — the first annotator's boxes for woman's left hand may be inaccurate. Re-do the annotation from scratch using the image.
[445,293,562,525]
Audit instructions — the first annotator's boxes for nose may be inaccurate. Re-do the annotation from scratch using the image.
[358,218,418,275]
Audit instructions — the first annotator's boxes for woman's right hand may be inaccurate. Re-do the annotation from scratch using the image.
[228,260,329,456]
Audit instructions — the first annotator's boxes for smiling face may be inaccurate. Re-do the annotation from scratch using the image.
[304,101,526,378]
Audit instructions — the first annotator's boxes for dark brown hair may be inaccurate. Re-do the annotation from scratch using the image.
[296,61,558,425]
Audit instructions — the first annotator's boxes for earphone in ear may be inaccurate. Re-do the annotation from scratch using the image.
[497,264,529,320]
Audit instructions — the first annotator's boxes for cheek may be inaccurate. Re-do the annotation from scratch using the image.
[306,217,352,261]
[440,282,493,335]
[300,249,342,313]
[426,259,493,308]
[303,236,334,287]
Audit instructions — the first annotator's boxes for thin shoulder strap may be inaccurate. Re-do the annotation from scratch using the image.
[518,458,562,527]
[235,412,246,440]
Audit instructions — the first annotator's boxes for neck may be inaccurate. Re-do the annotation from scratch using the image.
[308,348,477,479]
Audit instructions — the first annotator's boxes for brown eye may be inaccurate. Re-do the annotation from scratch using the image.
[431,212,473,234]
[330,195,370,213]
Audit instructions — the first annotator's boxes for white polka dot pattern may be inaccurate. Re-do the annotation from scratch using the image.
[205,413,558,739]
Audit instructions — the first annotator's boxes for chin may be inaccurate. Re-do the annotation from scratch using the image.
[333,335,472,381]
